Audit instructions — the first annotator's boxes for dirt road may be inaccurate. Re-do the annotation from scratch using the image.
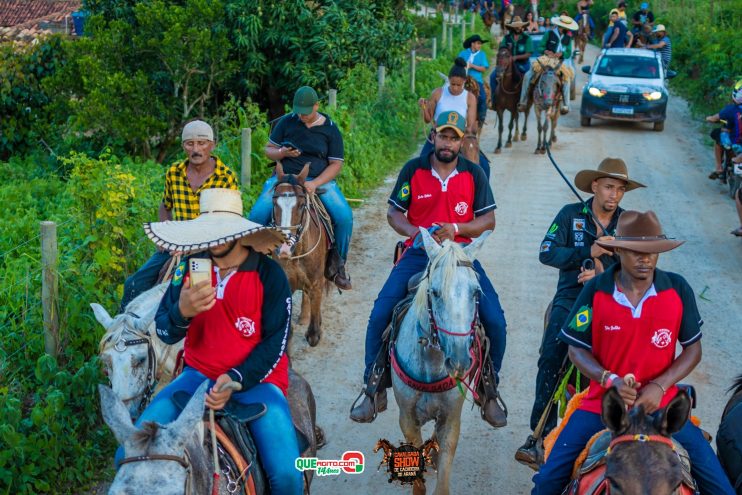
[289,43,742,494]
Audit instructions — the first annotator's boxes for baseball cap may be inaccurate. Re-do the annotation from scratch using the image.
[435,111,466,137]
[640,2,649,9]
[182,120,214,142]
[652,24,666,32]
[293,86,319,115]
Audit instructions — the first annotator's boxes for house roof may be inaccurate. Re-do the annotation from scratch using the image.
[0,0,81,27]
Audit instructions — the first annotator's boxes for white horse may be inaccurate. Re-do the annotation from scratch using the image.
[392,228,490,495]
[93,283,182,419]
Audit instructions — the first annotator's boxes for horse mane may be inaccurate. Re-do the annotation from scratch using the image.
[132,420,161,451]
[412,241,477,322]
[729,374,742,396]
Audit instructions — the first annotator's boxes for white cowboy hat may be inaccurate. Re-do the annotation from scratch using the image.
[144,189,286,254]
[652,24,666,33]
[551,15,579,31]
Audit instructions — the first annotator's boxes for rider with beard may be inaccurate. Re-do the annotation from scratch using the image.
[350,111,508,429]
[516,159,646,468]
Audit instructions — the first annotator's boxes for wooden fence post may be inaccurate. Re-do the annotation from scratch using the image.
[410,50,416,92]
[461,17,466,43]
[41,221,58,358]
[442,18,447,44]
[377,65,386,95]
[448,23,453,52]
[431,37,437,59]
[329,89,337,109]
[471,11,476,30]
[240,128,251,188]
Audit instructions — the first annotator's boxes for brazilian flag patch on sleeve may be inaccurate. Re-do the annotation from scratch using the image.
[397,182,411,201]
[569,305,592,332]
[171,261,186,287]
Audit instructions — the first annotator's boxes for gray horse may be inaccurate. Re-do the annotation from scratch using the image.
[392,228,490,495]
[94,283,181,419]
[101,371,319,494]
[532,66,563,154]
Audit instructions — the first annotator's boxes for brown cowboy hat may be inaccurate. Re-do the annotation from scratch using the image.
[505,16,528,29]
[574,158,646,193]
[596,210,684,253]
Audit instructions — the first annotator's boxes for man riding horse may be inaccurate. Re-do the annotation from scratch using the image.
[491,16,532,108]
[350,111,508,428]
[516,158,646,469]
[532,210,735,495]
[114,188,302,494]
[249,86,353,290]
[518,15,578,116]
[458,34,490,130]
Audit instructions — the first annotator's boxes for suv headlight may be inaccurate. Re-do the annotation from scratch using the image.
[643,91,663,101]
[588,87,606,97]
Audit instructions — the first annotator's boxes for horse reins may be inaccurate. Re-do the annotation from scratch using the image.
[271,181,324,260]
[496,49,521,96]
[118,451,193,495]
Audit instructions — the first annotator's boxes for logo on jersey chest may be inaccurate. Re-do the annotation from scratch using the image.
[651,328,672,349]
[454,202,469,216]
[235,316,256,338]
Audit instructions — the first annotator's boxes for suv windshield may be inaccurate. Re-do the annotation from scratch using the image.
[595,54,660,79]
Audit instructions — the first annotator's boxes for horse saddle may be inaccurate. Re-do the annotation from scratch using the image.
[568,430,696,495]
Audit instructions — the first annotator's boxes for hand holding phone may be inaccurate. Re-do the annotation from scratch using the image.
[280,141,302,157]
[189,258,212,288]
[180,259,215,318]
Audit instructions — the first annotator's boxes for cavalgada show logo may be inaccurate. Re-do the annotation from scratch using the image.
[295,451,364,476]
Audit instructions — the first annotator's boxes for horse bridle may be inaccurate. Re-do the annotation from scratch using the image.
[118,450,193,495]
[607,433,676,453]
[496,48,521,96]
[105,312,158,415]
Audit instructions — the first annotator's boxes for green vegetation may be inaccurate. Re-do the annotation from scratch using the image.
[0,5,489,492]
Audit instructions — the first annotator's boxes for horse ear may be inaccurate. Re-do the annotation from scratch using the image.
[654,390,691,436]
[601,387,629,434]
[297,163,310,183]
[462,230,491,260]
[419,227,442,259]
[168,380,208,440]
[99,384,138,445]
[91,303,114,330]
[275,161,285,180]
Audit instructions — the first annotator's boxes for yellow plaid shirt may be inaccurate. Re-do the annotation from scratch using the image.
[162,156,239,220]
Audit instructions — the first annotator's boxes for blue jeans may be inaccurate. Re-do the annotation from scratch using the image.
[476,81,487,123]
[363,246,506,382]
[420,138,491,180]
[120,250,172,312]
[248,175,353,261]
[115,367,303,495]
[532,409,735,495]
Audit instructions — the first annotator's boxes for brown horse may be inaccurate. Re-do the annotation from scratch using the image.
[482,8,496,30]
[464,76,490,136]
[531,63,563,154]
[273,162,330,347]
[492,47,523,153]
[576,12,591,64]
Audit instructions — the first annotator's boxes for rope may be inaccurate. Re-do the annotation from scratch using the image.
[287,192,332,261]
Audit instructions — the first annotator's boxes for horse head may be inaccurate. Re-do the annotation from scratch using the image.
[601,387,691,495]
[496,47,513,78]
[273,161,310,259]
[101,381,211,495]
[535,68,561,110]
[414,228,490,378]
[94,283,171,419]
[461,134,480,164]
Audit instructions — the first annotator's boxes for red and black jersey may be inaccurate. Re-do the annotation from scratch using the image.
[559,263,703,414]
[388,152,496,245]
[155,250,291,395]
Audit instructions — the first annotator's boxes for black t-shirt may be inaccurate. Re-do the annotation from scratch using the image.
[268,112,344,178]
[632,10,654,24]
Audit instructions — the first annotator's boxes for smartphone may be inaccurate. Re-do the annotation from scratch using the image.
[281,141,302,154]
[189,258,212,288]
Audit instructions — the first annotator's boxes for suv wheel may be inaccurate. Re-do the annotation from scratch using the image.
[580,116,591,127]
[653,121,665,132]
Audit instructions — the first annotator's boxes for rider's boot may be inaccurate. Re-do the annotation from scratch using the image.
[518,70,533,112]
[560,78,570,115]
[350,347,390,423]
[476,357,508,428]
[334,261,352,291]
[515,434,544,471]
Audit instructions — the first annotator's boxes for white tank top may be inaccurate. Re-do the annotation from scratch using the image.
[434,84,469,122]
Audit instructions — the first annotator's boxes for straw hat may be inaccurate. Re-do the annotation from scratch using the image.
[596,210,684,253]
[574,158,646,193]
[505,16,528,29]
[144,189,286,254]
[551,14,579,31]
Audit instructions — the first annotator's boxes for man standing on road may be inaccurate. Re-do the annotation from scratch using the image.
[350,111,508,428]
[515,158,645,469]
[120,120,239,311]
[532,210,735,495]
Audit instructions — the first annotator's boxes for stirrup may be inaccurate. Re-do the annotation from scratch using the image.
[350,388,380,422]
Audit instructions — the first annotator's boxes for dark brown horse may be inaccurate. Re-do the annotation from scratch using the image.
[569,387,695,495]
[576,12,591,64]
[492,47,523,153]
[273,162,330,347]
[718,374,742,492]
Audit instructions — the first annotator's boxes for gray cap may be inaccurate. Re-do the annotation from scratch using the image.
[182,120,214,142]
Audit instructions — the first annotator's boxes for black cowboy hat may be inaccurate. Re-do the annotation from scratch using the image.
[463,34,489,49]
